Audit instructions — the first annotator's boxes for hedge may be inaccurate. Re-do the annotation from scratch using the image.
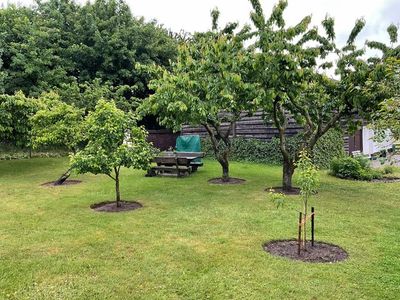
[0,143,68,161]
[201,129,345,169]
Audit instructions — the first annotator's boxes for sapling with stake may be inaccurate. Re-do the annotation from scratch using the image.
[296,150,319,250]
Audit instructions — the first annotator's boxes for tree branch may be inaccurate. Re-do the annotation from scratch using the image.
[273,98,291,161]
[107,173,116,181]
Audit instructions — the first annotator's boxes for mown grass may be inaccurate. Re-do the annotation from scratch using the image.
[0,157,399,299]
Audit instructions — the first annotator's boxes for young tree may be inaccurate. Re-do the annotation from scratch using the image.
[71,99,154,206]
[30,92,85,185]
[249,0,386,191]
[296,150,319,249]
[141,10,260,182]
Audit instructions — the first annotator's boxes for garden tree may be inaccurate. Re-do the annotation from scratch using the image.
[141,10,260,182]
[71,0,177,89]
[56,79,139,113]
[71,100,154,206]
[367,26,400,140]
[0,3,71,96]
[270,150,319,250]
[296,150,318,250]
[30,92,85,185]
[0,91,39,151]
[0,0,177,103]
[367,24,400,60]
[0,5,36,94]
[369,59,400,140]
[52,0,177,103]
[249,0,386,190]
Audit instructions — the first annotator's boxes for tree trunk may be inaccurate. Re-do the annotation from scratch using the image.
[54,167,72,185]
[282,158,295,191]
[115,169,121,207]
[219,157,230,182]
[202,123,232,183]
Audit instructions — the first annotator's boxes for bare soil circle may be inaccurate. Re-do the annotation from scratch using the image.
[41,180,82,187]
[263,239,348,263]
[371,176,400,183]
[266,187,301,195]
[90,201,143,212]
[208,177,246,185]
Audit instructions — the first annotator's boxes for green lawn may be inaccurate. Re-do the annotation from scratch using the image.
[0,158,399,299]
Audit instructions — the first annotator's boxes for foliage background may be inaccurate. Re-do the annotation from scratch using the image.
[201,129,345,169]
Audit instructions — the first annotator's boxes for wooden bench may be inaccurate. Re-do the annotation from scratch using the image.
[149,156,192,177]
[175,152,205,171]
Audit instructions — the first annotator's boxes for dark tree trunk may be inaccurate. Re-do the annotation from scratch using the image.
[219,156,230,182]
[282,158,295,191]
[202,123,232,182]
[115,169,121,207]
[54,167,72,185]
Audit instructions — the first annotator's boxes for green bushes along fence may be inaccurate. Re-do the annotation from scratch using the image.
[202,129,345,169]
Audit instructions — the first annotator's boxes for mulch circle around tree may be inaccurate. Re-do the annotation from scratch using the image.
[263,239,348,263]
[90,201,143,212]
[371,176,400,183]
[208,177,246,185]
[266,187,301,195]
[41,180,82,187]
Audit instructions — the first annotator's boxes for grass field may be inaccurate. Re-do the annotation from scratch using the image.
[0,157,399,299]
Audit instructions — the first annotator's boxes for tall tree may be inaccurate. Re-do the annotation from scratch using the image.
[0,4,70,95]
[0,91,39,150]
[249,0,386,190]
[368,25,400,140]
[141,10,260,182]
[0,0,177,104]
[68,0,177,101]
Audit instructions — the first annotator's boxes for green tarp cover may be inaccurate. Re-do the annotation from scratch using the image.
[176,135,202,163]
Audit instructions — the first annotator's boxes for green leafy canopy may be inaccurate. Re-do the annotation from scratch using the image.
[71,99,155,178]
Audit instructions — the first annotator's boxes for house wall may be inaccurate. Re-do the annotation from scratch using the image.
[181,112,389,157]
[362,126,393,156]
[181,111,302,141]
[147,129,180,150]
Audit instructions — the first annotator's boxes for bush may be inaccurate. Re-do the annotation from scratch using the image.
[313,129,346,168]
[353,154,370,169]
[0,143,68,161]
[383,165,396,174]
[330,157,363,179]
[201,129,345,169]
[330,156,383,181]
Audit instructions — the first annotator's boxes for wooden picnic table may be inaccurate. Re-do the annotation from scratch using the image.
[148,151,204,177]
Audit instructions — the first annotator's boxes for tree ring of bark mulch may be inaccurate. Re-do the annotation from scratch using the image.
[266,187,301,195]
[263,239,348,263]
[371,176,400,183]
[41,180,82,187]
[208,177,246,185]
[90,201,143,212]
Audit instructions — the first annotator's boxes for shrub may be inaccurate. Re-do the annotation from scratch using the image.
[313,129,346,168]
[383,165,396,174]
[201,129,345,169]
[330,157,363,179]
[330,156,383,181]
[353,154,370,169]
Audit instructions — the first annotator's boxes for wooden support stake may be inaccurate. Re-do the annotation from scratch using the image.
[298,212,302,255]
[311,207,315,247]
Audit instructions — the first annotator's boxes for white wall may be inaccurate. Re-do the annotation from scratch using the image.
[362,126,394,156]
